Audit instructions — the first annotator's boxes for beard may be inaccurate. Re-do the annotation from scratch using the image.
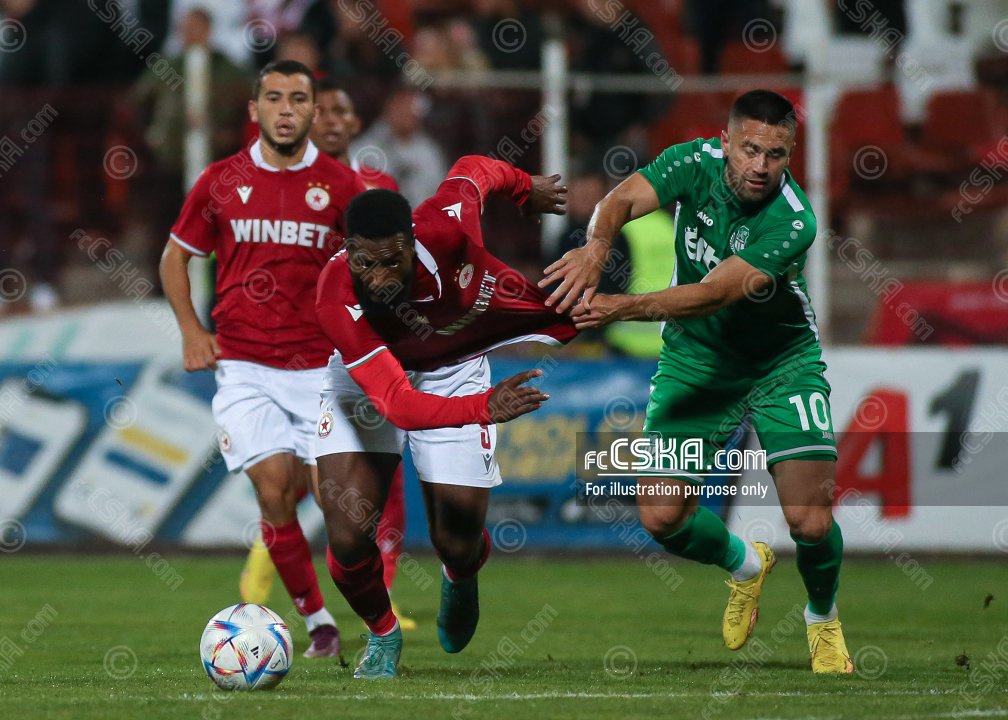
[352,272,414,314]
[724,167,775,206]
[260,123,312,156]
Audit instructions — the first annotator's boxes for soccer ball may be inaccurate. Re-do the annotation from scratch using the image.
[199,603,293,690]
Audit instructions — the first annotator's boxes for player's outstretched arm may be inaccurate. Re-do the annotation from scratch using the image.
[441,155,565,213]
[159,240,221,371]
[348,350,549,430]
[539,172,660,314]
[570,255,774,330]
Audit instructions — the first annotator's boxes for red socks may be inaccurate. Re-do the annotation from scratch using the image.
[377,465,406,590]
[326,546,397,635]
[444,528,491,582]
[261,519,324,616]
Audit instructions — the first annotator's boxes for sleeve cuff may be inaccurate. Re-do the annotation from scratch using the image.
[169,233,209,257]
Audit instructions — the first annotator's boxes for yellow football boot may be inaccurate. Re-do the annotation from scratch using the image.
[722,541,776,650]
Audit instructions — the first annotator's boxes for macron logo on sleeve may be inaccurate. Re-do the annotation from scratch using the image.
[442,202,462,221]
[346,304,363,321]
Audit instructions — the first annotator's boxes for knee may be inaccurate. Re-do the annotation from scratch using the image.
[639,503,695,540]
[253,479,297,522]
[429,526,479,568]
[324,516,373,562]
[787,509,833,544]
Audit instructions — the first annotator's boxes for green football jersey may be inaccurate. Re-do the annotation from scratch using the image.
[637,137,821,375]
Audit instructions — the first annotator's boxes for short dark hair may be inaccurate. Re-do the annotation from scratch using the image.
[253,60,316,99]
[729,90,797,133]
[186,6,212,25]
[345,190,413,240]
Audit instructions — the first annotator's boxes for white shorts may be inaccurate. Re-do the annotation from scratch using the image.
[316,354,501,488]
[212,360,326,472]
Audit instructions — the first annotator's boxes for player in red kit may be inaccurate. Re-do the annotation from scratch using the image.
[313,155,571,678]
[159,60,365,659]
[238,77,418,630]
[313,79,398,192]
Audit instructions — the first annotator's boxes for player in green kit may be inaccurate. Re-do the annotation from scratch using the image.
[541,90,852,673]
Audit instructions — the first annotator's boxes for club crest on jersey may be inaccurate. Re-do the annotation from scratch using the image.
[318,411,334,438]
[218,430,232,454]
[730,225,750,253]
[306,182,330,211]
[457,263,474,289]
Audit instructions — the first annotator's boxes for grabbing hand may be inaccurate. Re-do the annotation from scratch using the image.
[522,174,567,219]
[570,293,626,330]
[539,242,608,314]
[487,369,550,422]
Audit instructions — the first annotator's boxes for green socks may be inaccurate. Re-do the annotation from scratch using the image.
[658,506,746,573]
[658,508,843,616]
[794,520,843,615]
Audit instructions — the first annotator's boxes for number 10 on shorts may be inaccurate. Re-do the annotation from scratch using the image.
[788,392,831,431]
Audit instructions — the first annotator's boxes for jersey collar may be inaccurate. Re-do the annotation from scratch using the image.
[411,238,442,302]
[249,139,319,172]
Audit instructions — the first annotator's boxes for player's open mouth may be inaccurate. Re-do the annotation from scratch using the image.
[276,122,296,136]
[744,178,768,190]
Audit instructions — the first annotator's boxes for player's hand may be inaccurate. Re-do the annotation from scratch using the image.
[522,174,567,219]
[571,293,626,330]
[487,369,550,422]
[538,242,608,314]
[181,325,221,371]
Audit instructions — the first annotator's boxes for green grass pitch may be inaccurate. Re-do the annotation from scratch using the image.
[0,554,1005,719]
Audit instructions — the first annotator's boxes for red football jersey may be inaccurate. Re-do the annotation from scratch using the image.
[316,156,577,374]
[171,140,367,369]
[356,164,399,191]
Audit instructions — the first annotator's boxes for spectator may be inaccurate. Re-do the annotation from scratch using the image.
[413,21,488,73]
[132,7,249,273]
[351,87,447,207]
[568,0,670,150]
[685,0,776,74]
[0,0,167,311]
[469,0,544,71]
[167,0,253,69]
[274,31,328,77]
[246,0,336,68]
[328,0,404,81]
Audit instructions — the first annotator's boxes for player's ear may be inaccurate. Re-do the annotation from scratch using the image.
[248,99,258,124]
[721,128,730,153]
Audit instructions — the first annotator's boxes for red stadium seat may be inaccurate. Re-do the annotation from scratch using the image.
[921,90,997,168]
[649,90,736,157]
[828,85,909,214]
[832,85,905,152]
[666,38,701,77]
[719,42,789,75]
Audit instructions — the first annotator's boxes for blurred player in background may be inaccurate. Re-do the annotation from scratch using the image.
[313,78,399,191]
[314,156,570,678]
[544,90,853,673]
[160,60,365,659]
[240,78,418,631]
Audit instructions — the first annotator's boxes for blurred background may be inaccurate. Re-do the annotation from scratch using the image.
[1,0,1007,556]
